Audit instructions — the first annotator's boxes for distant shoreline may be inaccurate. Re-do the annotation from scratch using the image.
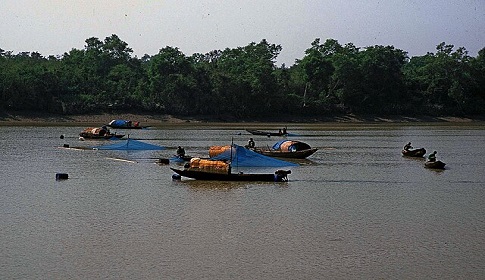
[1,111,484,126]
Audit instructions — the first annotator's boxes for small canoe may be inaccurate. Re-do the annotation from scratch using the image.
[171,155,194,162]
[402,148,426,157]
[246,129,287,136]
[424,161,446,170]
[170,168,290,182]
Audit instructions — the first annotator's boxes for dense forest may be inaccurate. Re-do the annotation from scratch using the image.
[1,34,484,118]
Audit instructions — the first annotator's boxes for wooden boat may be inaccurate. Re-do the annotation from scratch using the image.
[246,129,287,136]
[170,158,291,181]
[402,148,426,157]
[253,140,317,159]
[107,119,148,129]
[79,127,124,140]
[254,147,318,159]
[170,168,290,182]
[424,160,446,170]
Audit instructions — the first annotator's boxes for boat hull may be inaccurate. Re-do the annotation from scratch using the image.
[424,160,446,169]
[402,148,426,157]
[170,168,289,182]
[255,148,318,159]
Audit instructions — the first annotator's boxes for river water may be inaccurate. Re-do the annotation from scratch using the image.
[1,123,484,279]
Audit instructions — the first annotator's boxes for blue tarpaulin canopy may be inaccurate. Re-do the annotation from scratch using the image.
[272,140,312,151]
[92,139,166,150]
[211,144,297,167]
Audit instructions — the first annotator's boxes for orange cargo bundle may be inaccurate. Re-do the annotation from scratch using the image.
[188,158,230,174]
[208,145,232,158]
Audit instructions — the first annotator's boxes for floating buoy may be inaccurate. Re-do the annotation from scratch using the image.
[56,173,69,180]
[172,174,181,180]
[60,134,65,139]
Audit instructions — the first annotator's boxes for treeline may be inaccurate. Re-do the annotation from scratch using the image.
[1,35,484,118]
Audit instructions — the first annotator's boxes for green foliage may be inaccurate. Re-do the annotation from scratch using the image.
[0,36,484,117]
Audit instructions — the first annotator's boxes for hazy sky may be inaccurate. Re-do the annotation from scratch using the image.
[2,0,484,65]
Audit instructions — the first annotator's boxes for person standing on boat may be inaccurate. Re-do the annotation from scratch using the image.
[246,138,255,149]
[404,142,412,151]
[427,151,437,162]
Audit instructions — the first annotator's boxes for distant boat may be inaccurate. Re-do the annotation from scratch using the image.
[402,148,426,157]
[246,129,288,136]
[107,119,149,129]
[79,127,124,140]
[253,140,317,159]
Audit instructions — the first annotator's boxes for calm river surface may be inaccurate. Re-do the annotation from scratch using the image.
[1,123,484,279]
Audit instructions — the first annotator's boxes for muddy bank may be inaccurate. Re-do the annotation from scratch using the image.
[1,111,484,126]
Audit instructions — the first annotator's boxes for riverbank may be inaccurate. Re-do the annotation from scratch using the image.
[1,111,484,126]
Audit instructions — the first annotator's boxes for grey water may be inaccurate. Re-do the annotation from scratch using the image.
[1,124,484,279]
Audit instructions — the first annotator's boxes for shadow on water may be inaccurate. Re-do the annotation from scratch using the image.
[172,179,289,190]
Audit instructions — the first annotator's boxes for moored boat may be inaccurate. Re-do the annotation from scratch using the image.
[79,126,124,140]
[107,119,148,129]
[424,160,446,170]
[253,140,317,159]
[170,158,291,182]
[171,168,290,182]
[246,129,288,136]
[402,148,426,157]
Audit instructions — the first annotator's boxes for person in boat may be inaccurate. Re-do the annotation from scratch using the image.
[427,151,437,162]
[404,142,413,151]
[282,127,287,134]
[176,146,186,157]
[246,138,255,149]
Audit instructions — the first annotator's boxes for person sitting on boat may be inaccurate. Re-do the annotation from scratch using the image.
[427,151,437,162]
[176,146,186,157]
[282,127,287,134]
[246,138,255,149]
[404,142,413,151]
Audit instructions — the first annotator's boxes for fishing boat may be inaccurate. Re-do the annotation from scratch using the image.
[424,160,446,170]
[79,126,124,140]
[170,167,290,182]
[171,144,295,181]
[171,154,291,182]
[253,140,317,159]
[246,129,288,136]
[402,148,426,157]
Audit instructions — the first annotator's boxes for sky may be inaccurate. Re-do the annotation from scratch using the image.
[2,0,484,66]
